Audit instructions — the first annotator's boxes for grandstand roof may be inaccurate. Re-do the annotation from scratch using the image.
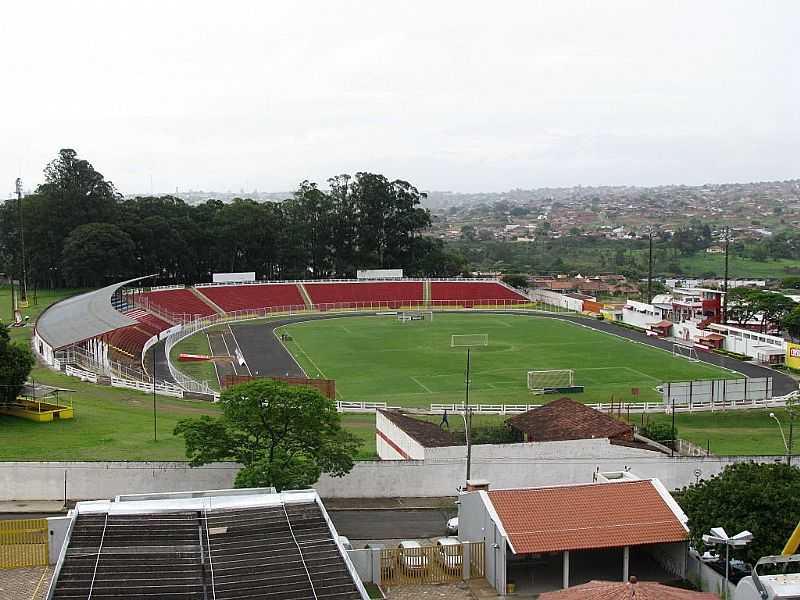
[36,275,155,349]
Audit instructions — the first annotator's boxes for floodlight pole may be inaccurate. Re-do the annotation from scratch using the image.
[464,347,472,482]
[152,343,157,442]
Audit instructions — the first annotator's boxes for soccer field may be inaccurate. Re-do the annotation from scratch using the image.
[279,313,738,407]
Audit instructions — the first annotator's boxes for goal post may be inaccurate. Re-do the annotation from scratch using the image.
[672,344,700,362]
[527,369,576,393]
[451,334,488,348]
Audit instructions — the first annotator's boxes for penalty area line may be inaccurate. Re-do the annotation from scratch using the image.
[410,376,433,394]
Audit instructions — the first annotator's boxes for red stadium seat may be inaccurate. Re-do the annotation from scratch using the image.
[304,282,423,309]
[430,281,527,307]
[140,289,217,318]
[196,284,305,312]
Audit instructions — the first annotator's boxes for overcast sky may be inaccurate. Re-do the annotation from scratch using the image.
[1,1,798,195]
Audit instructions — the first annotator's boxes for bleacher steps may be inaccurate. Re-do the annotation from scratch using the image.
[296,283,313,309]
[189,287,225,315]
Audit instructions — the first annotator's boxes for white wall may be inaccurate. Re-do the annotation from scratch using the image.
[0,454,783,501]
[622,301,660,329]
[426,438,662,461]
[375,411,426,460]
[530,289,585,312]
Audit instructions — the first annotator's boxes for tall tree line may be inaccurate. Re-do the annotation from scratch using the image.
[0,150,466,288]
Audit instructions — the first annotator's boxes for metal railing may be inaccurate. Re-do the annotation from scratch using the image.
[380,541,484,586]
[0,518,49,569]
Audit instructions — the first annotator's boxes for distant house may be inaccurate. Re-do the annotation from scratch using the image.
[705,245,724,254]
[376,401,664,462]
[458,476,690,595]
[505,398,635,444]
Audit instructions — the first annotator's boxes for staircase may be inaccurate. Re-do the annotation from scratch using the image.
[296,282,313,309]
[189,287,225,315]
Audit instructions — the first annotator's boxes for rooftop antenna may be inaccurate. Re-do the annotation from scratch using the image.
[15,178,28,302]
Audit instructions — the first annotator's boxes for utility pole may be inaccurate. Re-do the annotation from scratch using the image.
[15,178,28,302]
[464,347,472,481]
[722,226,730,324]
[647,230,654,303]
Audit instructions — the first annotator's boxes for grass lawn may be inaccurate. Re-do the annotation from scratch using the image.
[0,286,85,344]
[279,313,737,408]
[677,254,800,279]
[647,408,792,456]
[169,332,220,391]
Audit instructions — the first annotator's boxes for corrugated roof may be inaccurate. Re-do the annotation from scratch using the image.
[487,480,688,553]
[36,276,154,349]
[505,398,633,442]
[538,580,718,599]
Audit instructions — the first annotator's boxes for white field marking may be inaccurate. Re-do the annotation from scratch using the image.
[272,326,308,378]
[289,335,329,381]
[208,332,223,389]
[227,325,252,376]
[340,325,354,335]
[623,366,661,382]
[410,376,433,394]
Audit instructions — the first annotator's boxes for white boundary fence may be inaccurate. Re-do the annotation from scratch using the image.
[662,377,773,407]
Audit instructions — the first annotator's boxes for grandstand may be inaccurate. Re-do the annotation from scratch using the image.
[141,288,218,319]
[431,280,527,306]
[34,277,532,397]
[305,280,423,308]
[196,283,305,312]
[48,488,367,600]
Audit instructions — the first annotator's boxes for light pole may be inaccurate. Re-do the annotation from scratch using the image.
[702,527,753,599]
[770,411,793,466]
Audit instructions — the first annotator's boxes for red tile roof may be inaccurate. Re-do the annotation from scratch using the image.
[538,580,718,600]
[505,398,633,443]
[487,480,687,553]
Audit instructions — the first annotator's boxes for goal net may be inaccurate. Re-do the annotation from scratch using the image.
[398,310,433,322]
[451,334,489,348]
[528,369,574,393]
[672,344,699,362]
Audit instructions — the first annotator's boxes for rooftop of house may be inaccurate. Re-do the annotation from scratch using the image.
[505,398,633,442]
[485,479,688,554]
[537,579,718,599]
[379,409,460,447]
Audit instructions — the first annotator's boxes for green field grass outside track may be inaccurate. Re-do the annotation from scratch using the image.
[279,313,739,408]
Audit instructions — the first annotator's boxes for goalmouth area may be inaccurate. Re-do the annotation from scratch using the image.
[273,313,739,408]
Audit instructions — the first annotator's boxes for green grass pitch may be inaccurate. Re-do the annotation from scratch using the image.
[279,313,738,408]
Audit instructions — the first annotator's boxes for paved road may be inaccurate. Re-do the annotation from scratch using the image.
[228,310,799,396]
[328,508,455,541]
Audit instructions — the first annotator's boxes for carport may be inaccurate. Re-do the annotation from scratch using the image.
[458,478,689,596]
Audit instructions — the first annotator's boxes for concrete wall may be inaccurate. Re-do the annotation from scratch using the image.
[0,462,238,501]
[687,550,736,598]
[426,438,664,461]
[530,289,585,312]
[46,516,72,565]
[0,454,784,501]
[347,548,381,584]
[622,301,660,329]
[375,411,425,460]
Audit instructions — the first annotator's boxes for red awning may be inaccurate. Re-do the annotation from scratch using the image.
[650,320,673,329]
[699,333,724,341]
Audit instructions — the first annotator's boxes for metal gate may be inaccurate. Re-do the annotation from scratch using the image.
[0,518,49,569]
[380,541,484,586]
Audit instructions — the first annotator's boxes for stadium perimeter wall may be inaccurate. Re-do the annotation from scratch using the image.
[0,454,781,501]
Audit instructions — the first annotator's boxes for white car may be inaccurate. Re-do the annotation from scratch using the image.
[398,541,429,571]
[446,516,458,535]
[435,537,463,572]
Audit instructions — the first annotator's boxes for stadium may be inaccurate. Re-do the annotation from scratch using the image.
[32,275,796,414]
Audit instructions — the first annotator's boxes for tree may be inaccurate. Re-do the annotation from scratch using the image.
[460,225,477,241]
[758,293,796,334]
[783,306,800,342]
[174,380,361,490]
[0,324,35,405]
[502,274,529,290]
[61,223,136,287]
[725,288,765,327]
[675,462,800,564]
[782,276,800,290]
